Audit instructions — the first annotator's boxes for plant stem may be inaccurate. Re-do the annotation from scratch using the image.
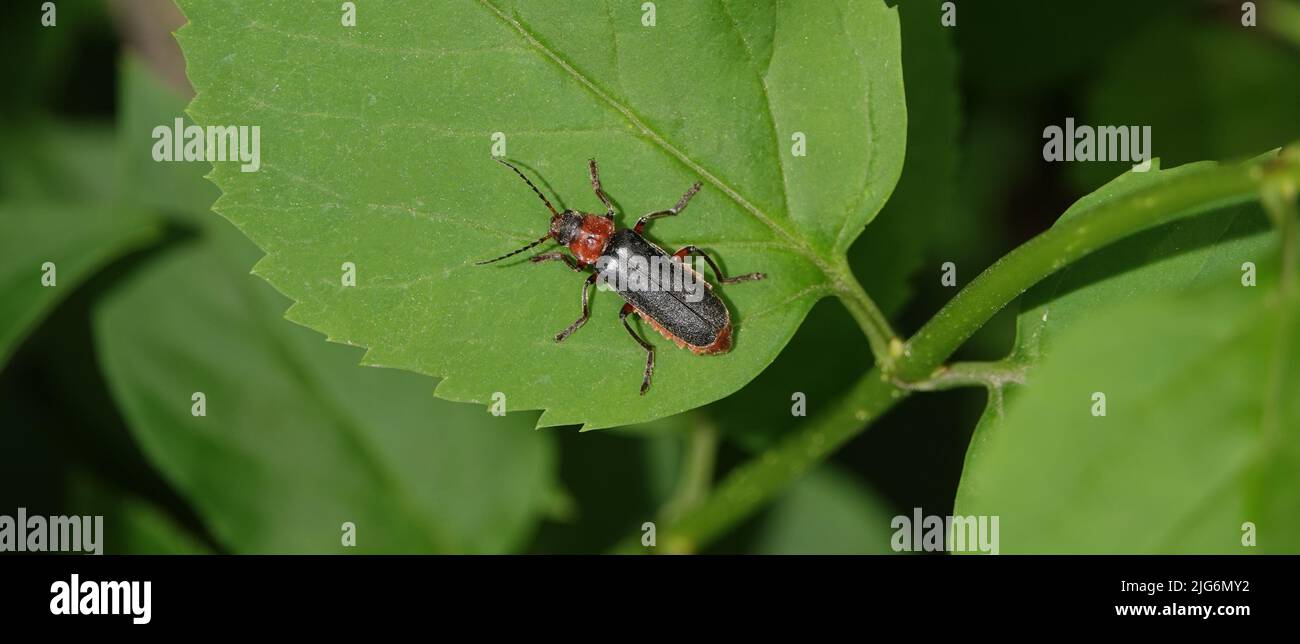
[894,159,1295,381]
[659,416,719,522]
[627,151,1300,553]
[614,369,901,553]
[1257,152,1299,458]
[892,360,1028,392]
[1261,151,1300,295]
[831,261,899,364]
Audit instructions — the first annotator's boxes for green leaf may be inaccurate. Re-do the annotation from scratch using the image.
[750,464,898,554]
[708,0,960,451]
[175,0,906,429]
[117,58,223,218]
[0,120,159,366]
[95,208,560,553]
[65,469,212,555]
[0,201,158,366]
[955,160,1294,552]
[1011,159,1275,366]
[958,280,1298,553]
[91,60,561,553]
[853,0,961,317]
[0,124,119,201]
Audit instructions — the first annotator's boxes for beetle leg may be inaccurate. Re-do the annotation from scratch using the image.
[530,251,583,272]
[587,158,616,220]
[555,271,599,342]
[619,303,655,395]
[671,245,765,284]
[634,182,701,234]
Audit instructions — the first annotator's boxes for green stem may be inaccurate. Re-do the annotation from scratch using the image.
[623,150,1300,554]
[892,360,1028,392]
[659,416,719,522]
[1282,204,1298,297]
[1261,155,1300,295]
[615,369,899,553]
[831,261,899,363]
[1257,155,1299,462]
[894,159,1293,381]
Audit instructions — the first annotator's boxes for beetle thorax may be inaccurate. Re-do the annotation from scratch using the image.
[556,213,614,265]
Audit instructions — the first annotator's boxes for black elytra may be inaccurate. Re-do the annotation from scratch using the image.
[476,158,766,394]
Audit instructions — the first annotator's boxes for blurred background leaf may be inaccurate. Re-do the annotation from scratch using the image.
[0,201,157,364]
[1072,12,1300,190]
[0,0,114,121]
[89,60,562,553]
[749,465,898,554]
[65,468,212,554]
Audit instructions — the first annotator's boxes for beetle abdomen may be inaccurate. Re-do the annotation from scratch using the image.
[601,229,733,353]
[634,306,733,355]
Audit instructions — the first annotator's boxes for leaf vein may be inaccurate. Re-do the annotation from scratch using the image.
[476,0,826,275]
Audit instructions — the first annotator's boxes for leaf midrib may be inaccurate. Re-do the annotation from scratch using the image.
[716,0,793,248]
[476,0,833,279]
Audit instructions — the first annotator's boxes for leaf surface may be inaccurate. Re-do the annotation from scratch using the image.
[175,0,906,428]
[708,0,960,450]
[0,122,159,366]
[955,160,1296,552]
[0,201,157,366]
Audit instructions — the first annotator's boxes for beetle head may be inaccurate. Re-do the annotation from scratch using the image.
[549,210,584,245]
[477,159,612,266]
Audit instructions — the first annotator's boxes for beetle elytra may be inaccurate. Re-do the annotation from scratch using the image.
[477,159,765,394]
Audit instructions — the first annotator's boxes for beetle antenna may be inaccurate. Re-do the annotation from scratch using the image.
[494,158,560,217]
[475,232,552,265]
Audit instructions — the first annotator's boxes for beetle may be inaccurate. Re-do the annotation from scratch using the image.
[477,158,765,394]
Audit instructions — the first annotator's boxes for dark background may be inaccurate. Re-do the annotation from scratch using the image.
[2,0,1297,554]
